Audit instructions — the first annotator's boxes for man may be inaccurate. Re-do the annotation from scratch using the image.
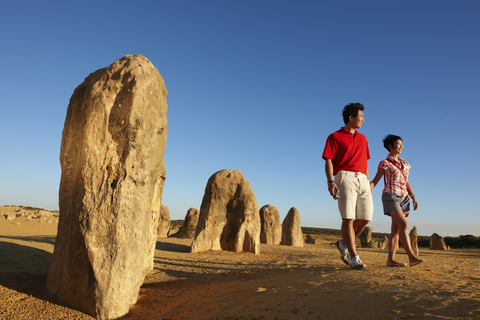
[322,103,373,269]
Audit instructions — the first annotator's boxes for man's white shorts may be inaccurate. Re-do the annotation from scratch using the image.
[335,170,373,221]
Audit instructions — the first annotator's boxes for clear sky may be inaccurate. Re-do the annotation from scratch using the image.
[1,1,479,237]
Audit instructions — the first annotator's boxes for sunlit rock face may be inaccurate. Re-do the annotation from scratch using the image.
[46,55,168,319]
[191,169,261,254]
[157,205,170,238]
[281,207,304,247]
[259,204,282,245]
[430,232,448,250]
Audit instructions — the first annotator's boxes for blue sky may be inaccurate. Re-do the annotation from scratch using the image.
[1,1,479,237]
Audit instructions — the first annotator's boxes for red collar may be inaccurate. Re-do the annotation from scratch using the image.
[339,127,357,137]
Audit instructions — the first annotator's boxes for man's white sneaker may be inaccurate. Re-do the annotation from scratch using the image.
[335,239,350,265]
[350,255,366,270]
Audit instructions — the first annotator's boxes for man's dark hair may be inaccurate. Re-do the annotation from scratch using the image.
[383,134,402,152]
[342,103,365,124]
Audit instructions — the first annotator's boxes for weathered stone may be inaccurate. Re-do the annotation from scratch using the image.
[430,233,448,250]
[157,205,170,238]
[6,213,16,220]
[46,55,168,319]
[364,240,374,248]
[174,208,199,239]
[410,226,419,255]
[359,226,373,248]
[281,207,304,247]
[259,204,282,245]
[305,234,317,244]
[39,214,49,223]
[191,169,261,254]
[380,236,389,250]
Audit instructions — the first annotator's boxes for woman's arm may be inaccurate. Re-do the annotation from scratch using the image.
[406,181,418,210]
[370,167,385,190]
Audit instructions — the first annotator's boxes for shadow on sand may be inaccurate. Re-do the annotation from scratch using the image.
[0,240,53,299]
[155,239,191,253]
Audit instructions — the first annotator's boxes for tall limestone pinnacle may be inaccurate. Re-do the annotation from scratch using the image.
[46,55,168,319]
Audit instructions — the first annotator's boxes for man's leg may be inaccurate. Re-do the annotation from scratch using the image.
[341,218,357,258]
[353,219,370,237]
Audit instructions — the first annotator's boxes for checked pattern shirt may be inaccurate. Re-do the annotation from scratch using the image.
[378,154,411,196]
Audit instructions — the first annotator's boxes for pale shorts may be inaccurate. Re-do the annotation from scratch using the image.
[335,170,373,220]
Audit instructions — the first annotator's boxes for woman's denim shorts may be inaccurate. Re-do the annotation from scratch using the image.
[382,192,410,216]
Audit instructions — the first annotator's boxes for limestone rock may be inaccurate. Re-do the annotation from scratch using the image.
[410,226,419,255]
[191,169,261,254]
[183,208,199,238]
[259,204,282,245]
[281,207,304,247]
[305,234,317,244]
[6,213,16,220]
[157,205,170,238]
[430,233,448,250]
[380,236,389,250]
[359,226,373,248]
[174,208,200,239]
[46,55,168,319]
[168,221,181,237]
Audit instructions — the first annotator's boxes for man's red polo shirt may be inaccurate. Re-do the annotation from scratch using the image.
[322,128,370,175]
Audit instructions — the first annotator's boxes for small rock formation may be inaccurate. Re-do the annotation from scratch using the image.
[191,169,261,254]
[379,236,389,250]
[39,214,50,223]
[305,234,317,244]
[259,204,282,245]
[6,213,16,220]
[157,205,170,238]
[46,55,168,319]
[168,220,182,236]
[410,226,419,255]
[176,208,199,239]
[430,233,448,250]
[359,226,373,248]
[281,207,304,247]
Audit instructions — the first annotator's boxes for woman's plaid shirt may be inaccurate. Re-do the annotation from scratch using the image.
[378,154,411,196]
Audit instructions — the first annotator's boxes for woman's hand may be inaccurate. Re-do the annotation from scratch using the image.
[412,196,419,210]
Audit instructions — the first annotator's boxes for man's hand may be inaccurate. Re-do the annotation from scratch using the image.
[328,182,339,199]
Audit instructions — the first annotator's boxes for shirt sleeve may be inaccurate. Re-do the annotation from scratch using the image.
[379,160,388,170]
[366,140,371,160]
[322,134,336,160]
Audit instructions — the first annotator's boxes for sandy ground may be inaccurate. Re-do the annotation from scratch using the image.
[1,215,480,320]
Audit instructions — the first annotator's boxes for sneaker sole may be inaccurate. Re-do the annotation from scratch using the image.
[335,240,349,265]
[350,264,366,270]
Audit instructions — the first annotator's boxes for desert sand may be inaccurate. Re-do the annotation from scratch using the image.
[1,214,480,319]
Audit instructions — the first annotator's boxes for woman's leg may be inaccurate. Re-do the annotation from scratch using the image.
[388,217,400,263]
[389,209,422,263]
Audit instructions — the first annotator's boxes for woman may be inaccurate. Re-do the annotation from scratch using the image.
[370,135,424,267]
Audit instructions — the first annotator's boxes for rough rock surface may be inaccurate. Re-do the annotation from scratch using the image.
[191,169,261,254]
[360,226,373,248]
[46,55,168,319]
[305,234,317,244]
[259,204,282,245]
[157,205,170,238]
[430,233,448,250]
[379,236,389,250]
[281,207,304,247]
[410,226,419,255]
[176,208,199,239]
